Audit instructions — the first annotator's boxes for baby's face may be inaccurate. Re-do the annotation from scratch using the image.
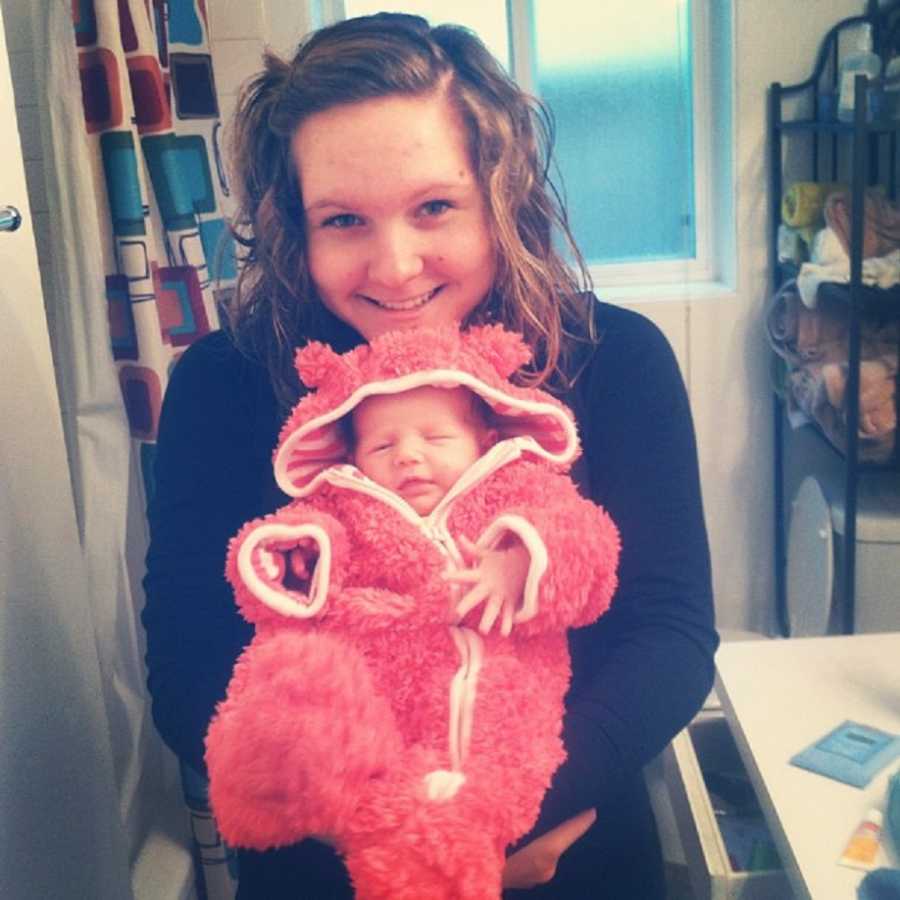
[352,386,490,515]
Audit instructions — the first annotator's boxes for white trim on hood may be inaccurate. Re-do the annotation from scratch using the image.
[275,368,578,498]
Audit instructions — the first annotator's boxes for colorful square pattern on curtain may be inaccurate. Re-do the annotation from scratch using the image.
[73,2,238,897]
[75,0,235,450]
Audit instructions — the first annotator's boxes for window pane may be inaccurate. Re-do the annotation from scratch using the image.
[343,1,509,67]
[533,0,695,264]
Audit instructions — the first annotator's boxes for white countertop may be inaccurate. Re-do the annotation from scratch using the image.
[715,633,900,900]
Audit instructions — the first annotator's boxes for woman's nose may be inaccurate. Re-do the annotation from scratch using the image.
[368,224,424,288]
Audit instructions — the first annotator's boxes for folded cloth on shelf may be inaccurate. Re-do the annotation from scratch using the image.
[822,358,897,439]
[766,280,899,366]
[812,227,849,266]
[826,188,900,260]
[792,189,900,307]
[766,280,849,363]
[797,248,900,308]
[766,280,899,461]
[785,360,896,460]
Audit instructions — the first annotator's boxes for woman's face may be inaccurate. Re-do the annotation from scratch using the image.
[293,90,496,340]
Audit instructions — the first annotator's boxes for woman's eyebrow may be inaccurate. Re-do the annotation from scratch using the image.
[304,198,352,213]
[305,181,473,214]
[409,180,471,197]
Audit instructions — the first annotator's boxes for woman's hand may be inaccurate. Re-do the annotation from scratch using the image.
[501,808,597,889]
[444,535,530,636]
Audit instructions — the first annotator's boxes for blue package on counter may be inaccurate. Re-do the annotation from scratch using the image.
[790,721,900,788]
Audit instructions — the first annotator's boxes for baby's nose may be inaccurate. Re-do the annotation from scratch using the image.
[394,439,425,465]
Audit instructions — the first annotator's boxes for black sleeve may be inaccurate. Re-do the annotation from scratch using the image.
[141,332,281,773]
[531,301,719,833]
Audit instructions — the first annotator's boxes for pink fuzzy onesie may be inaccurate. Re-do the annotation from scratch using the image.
[205,324,621,899]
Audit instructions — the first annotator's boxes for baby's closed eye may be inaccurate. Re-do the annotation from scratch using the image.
[363,440,393,455]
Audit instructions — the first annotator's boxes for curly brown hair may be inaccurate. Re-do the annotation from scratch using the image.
[224,12,594,409]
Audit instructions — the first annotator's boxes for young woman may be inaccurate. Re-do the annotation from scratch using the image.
[142,12,718,898]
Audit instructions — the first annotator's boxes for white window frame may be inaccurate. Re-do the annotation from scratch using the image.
[333,0,722,290]
[506,0,715,290]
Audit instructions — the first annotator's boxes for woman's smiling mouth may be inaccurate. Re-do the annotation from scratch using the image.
[363,286,442,311]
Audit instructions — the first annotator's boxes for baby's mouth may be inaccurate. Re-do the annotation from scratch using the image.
[364,286,442,311]
[398,477,433,493]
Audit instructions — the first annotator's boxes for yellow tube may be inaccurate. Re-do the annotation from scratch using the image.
[837,808,883,871]
[782,182,844,227]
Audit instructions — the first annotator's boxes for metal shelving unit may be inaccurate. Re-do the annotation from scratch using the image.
[770,2,900,637]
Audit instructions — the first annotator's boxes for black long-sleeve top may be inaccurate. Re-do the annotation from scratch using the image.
[141,297,718,851]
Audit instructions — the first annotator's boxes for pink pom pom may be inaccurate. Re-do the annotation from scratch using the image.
[463,325,532,377]
[295,341,343,389]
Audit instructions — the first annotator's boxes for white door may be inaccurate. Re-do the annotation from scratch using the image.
[0,7,133,898]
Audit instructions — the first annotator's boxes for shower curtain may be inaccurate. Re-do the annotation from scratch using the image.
[35,1,237,896]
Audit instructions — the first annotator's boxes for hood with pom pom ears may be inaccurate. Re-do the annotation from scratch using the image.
[273,324,580,499]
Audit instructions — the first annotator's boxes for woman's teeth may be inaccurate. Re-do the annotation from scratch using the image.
[368,287,439,310]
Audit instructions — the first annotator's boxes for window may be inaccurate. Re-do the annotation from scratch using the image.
[342,1,717,288]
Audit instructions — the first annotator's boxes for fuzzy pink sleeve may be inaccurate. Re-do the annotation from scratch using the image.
[473,466,620,635]
[225,503,350,627]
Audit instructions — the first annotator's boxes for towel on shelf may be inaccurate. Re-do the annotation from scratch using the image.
[785,358,896,458]
[765,280,898,460]
[766,280,899,367]
[796,248,900,308]
[821,358,897,439]
[812,227,849,266]
[826,188,900,259]
[786,187,900,307]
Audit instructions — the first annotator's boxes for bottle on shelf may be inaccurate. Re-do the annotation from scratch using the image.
[837,22,882,122]
[883,55,900,118]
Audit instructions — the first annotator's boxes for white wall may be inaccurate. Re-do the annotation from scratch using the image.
[690,0,858,633]
[3,0,865,641]
[206,1,321,153]
[206,2,264,152]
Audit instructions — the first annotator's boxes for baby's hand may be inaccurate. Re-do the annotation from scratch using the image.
[444,535,530,636]
[284,538,318,592]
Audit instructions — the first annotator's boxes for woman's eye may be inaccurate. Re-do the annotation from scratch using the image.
[322,213,361,229]
[419,199,452,218]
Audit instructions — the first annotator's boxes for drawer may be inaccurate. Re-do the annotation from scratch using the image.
[652,711,794,900]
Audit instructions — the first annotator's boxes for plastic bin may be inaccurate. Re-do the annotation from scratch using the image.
[830,473,900,633]
[787,469,900,635]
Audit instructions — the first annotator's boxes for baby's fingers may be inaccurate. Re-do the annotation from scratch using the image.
[500,602,513,637]
[288,548,310,579]
[478,594,503,635]
[442,567,481,585]
[455,584,489,621]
